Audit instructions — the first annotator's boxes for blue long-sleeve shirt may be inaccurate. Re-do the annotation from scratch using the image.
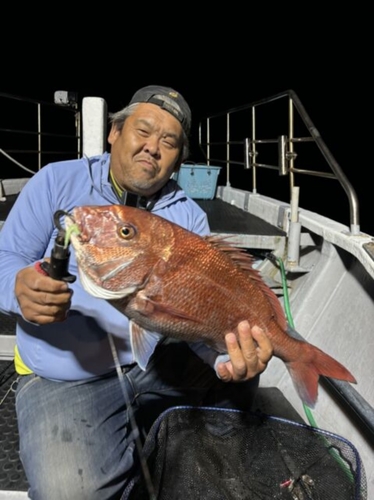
[0,153,218,380]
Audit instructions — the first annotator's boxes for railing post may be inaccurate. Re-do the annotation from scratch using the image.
[288,96,295,192]
[37,102,42,171]
[82,97,107,157]
[251,106,257,194]
[226,113,230,186]
[278,135,288,176]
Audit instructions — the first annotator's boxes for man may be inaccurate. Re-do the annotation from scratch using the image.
[0,85,273,499]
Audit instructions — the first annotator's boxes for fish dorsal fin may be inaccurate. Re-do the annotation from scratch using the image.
[203,236,287,329]
[203,235,257,268]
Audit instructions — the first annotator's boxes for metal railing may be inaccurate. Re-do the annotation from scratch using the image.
[0,91,81,177]
[198,89,360,235]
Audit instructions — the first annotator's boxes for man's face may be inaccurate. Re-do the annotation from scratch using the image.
[108,103,184,197]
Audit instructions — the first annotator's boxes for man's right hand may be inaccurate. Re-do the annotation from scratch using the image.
[15,264,73,324]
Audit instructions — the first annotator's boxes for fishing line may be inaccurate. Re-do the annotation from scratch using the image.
[107,332,156,500]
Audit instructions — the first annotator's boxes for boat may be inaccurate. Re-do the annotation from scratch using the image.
[0,89,372,499]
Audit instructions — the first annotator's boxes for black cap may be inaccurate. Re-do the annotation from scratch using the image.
[129,85,191,135]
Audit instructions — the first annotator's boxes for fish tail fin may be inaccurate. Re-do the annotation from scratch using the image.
[286,343,356,408]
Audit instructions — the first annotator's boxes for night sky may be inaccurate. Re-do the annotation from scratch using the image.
[1,21,371,233]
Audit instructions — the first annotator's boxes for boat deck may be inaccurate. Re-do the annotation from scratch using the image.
[0,194,19,222]
[0,358,29,494]
[196,198,284,236]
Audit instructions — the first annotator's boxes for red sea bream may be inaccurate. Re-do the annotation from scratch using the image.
[66,204,356,408]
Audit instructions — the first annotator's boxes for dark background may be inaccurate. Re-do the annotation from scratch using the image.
[1,17,371,233]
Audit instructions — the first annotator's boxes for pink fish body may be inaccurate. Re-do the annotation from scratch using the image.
[66,204,356,407]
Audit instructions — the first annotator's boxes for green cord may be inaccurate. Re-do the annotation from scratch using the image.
[276,256,317,425]
[64,224,81,249]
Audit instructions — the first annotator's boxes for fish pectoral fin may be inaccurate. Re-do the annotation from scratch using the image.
[129,320,162,371]
[139,296,202,323]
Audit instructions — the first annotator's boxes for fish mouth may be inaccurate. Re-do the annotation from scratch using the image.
[64,210,92,245]
[63,211,75,226]
[51,210,83,248]
[63,212,84,246]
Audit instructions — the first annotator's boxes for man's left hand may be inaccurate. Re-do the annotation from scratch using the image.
[215,321,273,382]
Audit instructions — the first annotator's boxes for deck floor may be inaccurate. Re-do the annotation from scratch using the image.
[0,194,18,221]
[0,360,29,492]
[195,198,285,237]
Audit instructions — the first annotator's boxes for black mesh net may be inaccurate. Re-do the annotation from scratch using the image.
[124,406,367,500]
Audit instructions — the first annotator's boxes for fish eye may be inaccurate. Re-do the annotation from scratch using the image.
[118,224,136,239]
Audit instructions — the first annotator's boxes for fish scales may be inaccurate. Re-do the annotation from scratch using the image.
[66,204,356,408]
[147,235,279,341]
